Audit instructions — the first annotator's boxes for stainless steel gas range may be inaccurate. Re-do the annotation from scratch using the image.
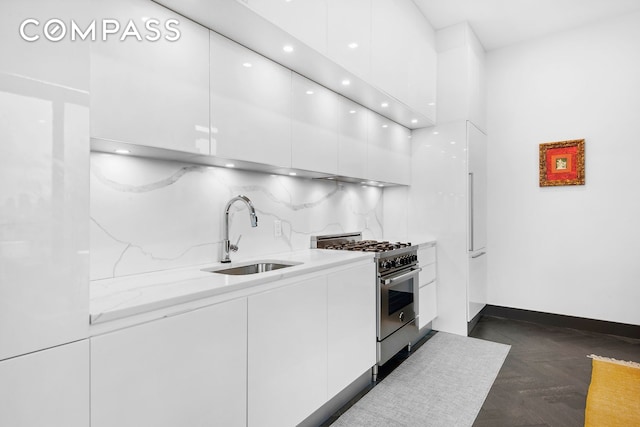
[311,232,421,378]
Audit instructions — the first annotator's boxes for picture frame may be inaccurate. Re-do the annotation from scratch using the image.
[539,139,585,187]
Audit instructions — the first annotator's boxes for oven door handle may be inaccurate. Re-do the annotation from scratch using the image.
[382,267,422,286]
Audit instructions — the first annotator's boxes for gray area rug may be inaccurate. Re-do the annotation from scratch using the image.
[332,332,510,427]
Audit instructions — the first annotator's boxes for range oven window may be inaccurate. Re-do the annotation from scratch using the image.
[387,280,414,315]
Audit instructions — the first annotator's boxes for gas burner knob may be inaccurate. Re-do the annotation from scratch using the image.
[413,254,418,262]
[381,260,391,269]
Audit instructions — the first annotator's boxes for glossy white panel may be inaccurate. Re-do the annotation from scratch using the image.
[418,246,437,268]
[367,113,411,185]
[327,0,371,81]
[248,276,327,427]
[91,299,247,427]
[418,283,438,329]
[327,263,376,398]
[91,0,210,154]
[337,96,368,179]
[468,252,487,321]
[406,11,437,122]
[409,123,469,336]
[0,340,89,427]
[90,153,383,279]
[291,73,339,174]
[0,0,89,360]
[244,0,328,54]
[210,30,292,168]
[468,122,487,251]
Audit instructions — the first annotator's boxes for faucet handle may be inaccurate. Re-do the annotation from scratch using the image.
[230,235,242,252]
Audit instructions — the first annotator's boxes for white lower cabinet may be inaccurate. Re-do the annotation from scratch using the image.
[248,276,328,427]
[327,263,376,398]
[0,340,89,427]
[418,282,438,329]
[91,298,248,427]
[247,261,375,427]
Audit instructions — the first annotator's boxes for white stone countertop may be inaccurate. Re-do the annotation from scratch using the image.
[90,249,374,326]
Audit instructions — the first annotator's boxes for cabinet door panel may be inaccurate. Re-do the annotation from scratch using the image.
[367,113,411,184]
[468,252,487,322]
[338,97,368,178]
[210,31,292,168]
[327,0,371,81]
[0,340,89,427]
[91,299,247,427]
[91,0,210,154]
[468,122,487,251]
[328,263,376,398]
[291,73,338,174]
[418,282,438,329]
[245,0,328,54]
[248,277,327,427]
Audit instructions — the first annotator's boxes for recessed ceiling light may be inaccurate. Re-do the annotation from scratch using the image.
[433,131,439,135]
[242,62,252,68]
[428,102,435,106]
[349,110,356,114]
[381,102,389,108]
[288,172,297,176]
[348,42,358,49]
[411,119,418,124]
[225,163,235,168]
[341,79,351,86]
[382,124,388,128]
[283,45,294,53]
[327,177,334,180]
[114,149,130,154]
[450,141,456,145]
[306,90,314,95]
[378,184,384,187]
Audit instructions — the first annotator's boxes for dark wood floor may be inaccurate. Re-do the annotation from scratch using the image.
[470,315,640,427]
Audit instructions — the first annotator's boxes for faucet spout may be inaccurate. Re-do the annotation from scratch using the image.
[222,195,258,263]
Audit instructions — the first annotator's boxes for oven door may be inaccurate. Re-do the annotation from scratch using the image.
[379,266,421,340]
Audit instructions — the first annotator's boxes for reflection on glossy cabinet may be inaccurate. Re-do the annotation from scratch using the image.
[468,252,487,322]
[210,31,292,168]
[91,0,210,154]
[248,276,328,427]
[91,299,248,427]
[244,0,328,54]
[0,340,89,427]
[337,97,368,178]
[291,73,338,174]
[327,0,372,81]
[367,113,411,185]
[327,263,376,398]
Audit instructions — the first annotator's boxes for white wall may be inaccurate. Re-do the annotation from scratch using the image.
[90,153,383,280]
[486,11,640,325]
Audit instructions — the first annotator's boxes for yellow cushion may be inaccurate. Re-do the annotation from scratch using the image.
[585,355,640,427]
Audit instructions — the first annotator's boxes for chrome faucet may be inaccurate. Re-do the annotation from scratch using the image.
[222,195,258,263]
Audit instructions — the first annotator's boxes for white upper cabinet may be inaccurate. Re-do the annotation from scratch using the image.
[244,0,328,54]
[371,0,409,104]
[337,97,368,179]
[291,73,339,174]
[367,113,411,185]
[91,0,210,154]
[327,0,372,81]
[371,0,436,121]
[210,31,292,168]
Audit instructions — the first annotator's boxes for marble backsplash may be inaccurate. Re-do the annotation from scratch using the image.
[90,152,384,280]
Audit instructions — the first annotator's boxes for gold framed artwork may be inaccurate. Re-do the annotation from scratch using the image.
[539,139,585,187]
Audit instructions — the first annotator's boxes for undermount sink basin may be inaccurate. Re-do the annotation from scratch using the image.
[203,261,302,276]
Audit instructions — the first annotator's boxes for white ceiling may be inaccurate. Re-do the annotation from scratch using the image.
[413,0,640,51]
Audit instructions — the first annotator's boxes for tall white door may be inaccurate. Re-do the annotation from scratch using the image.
[468,121,487,252]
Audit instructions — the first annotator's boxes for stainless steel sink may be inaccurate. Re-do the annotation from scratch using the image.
[203,261,301,275]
